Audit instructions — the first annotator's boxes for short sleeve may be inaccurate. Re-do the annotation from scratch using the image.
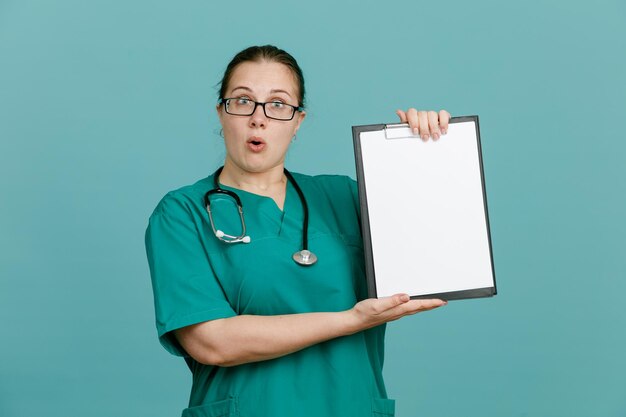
[145,195,237,356]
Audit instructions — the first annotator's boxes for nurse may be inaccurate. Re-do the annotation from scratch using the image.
[146,45,450,417]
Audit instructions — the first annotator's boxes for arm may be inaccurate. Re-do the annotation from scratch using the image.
[176,294,446,367]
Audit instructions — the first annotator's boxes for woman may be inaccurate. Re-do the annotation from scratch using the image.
[146,45,449,417]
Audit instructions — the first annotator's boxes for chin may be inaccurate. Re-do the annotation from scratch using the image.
[240,161,280,174]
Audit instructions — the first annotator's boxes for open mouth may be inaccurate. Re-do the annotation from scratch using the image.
[247,136,266,152]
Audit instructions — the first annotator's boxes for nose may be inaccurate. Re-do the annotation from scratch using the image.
[249,103,268,129]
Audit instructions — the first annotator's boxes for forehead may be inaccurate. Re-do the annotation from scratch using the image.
[225,61,299,97]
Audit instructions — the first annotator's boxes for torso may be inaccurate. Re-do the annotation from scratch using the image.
[148,171,394,417]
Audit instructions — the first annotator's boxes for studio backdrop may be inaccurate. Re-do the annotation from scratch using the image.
[1,1,624,416]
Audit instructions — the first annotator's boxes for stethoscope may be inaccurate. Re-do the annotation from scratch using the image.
[204,166,318,266]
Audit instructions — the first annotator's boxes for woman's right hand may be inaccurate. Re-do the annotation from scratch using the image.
[347,294,446,333]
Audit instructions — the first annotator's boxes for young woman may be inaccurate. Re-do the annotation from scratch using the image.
[146,45,450,417]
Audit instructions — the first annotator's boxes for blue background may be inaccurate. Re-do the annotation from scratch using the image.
[1,0,624,416]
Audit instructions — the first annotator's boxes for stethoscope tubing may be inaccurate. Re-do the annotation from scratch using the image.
[204,174,249,244]
[283,169,310,252]
[204,167,316,265]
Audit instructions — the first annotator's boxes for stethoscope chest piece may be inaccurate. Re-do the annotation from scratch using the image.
[293,249,317,266]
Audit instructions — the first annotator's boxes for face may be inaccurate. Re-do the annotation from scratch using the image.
[217,60,306,175]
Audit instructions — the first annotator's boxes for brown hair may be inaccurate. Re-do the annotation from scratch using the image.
[218,45,306,107]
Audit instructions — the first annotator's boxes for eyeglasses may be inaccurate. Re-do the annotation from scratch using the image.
[219,97,303,121]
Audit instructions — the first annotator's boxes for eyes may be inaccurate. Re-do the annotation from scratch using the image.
[223,95,301,120]
[235,97,286,109]
[234,97,251,105]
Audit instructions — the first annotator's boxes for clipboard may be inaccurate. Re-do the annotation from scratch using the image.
[352,115,497,301]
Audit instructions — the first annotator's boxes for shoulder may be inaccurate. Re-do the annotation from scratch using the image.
[289,172,356,194]
[150,175,214,220]
[288,172,360,211]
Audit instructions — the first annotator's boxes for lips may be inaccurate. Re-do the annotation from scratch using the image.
[247,136,266,152]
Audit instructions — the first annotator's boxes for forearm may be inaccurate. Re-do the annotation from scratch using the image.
[176,295,446,367]
[177,310,361,367]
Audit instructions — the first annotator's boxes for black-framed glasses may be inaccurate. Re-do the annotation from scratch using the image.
[219,97,304,121]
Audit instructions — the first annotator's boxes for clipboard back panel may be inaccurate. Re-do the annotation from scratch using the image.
[354,117,496,300]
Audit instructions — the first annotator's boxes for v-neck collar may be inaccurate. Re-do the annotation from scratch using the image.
[217,179,291,214]
[209,172,309,243]
[215,177,301,237]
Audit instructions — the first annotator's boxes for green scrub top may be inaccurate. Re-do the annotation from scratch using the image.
[145,172,394,417]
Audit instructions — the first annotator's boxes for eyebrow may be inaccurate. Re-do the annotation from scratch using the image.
[270,89,292,97]
[230,86,293,98]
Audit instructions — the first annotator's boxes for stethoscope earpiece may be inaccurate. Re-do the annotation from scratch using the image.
[205,166,316,265]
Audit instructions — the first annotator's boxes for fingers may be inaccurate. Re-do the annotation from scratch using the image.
[406,109,432,141]
[406,108,419,136]
[404,109,429,140]
[402,298,447,314]
[390,297,446,314]
[428,111,441,140]
[396,109,407,123]
[352,295,446,331]
[418,111,430,140]
[399,108,451,141]
[439,109,451,135]
[371,293,412,315]
[375,295,446,317]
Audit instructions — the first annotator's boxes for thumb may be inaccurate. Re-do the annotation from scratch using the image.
[381,293,410,310]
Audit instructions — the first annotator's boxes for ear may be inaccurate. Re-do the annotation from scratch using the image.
[215,104,226,138]
[216,103,225,125]
[293,110,306,135]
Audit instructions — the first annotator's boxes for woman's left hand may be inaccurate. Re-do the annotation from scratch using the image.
[395,109,451,141]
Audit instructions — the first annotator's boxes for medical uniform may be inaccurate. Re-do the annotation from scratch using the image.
[145,172,394,417]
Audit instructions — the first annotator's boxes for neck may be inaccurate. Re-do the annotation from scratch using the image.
[219,160,287,195]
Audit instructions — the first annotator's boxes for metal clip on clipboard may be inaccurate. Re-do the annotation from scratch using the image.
[383,123,419,140]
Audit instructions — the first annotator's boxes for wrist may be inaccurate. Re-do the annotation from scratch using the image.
[338,308,362,336]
